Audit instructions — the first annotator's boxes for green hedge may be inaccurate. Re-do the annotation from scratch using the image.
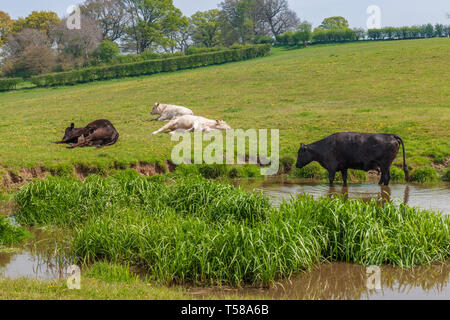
[368,24,450,40]
[31,45,272,87]
[0,78,22,91]
[312,28,357,43]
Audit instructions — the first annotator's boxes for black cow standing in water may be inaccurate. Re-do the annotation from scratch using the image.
[296,133,410,186]
[54,120,119,149]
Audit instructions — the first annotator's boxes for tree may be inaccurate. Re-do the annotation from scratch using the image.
[165,15,190,53]
[444,25,450,37]
[258,0,299,37]
[219,0,255,44]
[0,11,13,46]
[50,15,102,61]
[435,24,444,37]
[294,21,312,46]
[367,28,383,40]
[3,45,56,77]
[12,11,60,35]
[95,39,120,62]
[191,10,222,47]
[122,0,188,53]
[318,16,349,30]
[424,23,434,38]
[80,0,129,41]
[4,28,51,57]
[168,19,192,52]
[353,28,366,40]
[409,25,421,38]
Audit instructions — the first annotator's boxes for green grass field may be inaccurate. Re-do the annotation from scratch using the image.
[0,38,449,183]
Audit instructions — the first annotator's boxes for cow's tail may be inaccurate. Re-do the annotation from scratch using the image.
[394,135,410,182]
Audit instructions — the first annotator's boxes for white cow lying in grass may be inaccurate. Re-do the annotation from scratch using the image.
[152,115,232,135]
[151,103,194,121]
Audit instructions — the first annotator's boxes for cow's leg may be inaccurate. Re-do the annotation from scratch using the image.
[67,142,81,149]
[152,120,177,135]
[158,115,170,121]
[67,140,91,149]
[67,133,97,149]
[341,169,348,187]
[328,170,336,186]
[378,174,384,185]
[169,127,196,136]
[379,167,390,186]
[383,167,391,186]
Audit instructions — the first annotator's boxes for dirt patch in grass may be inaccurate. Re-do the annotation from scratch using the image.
[0,161,177,189]
[431,156,450,170]
[2,167,49,189]
[131,161,174,176]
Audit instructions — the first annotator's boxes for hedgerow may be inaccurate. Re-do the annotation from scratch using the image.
[31,45,271,87]
[0,78,22,91]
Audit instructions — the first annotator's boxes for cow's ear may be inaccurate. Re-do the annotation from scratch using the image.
[70,123,75,129]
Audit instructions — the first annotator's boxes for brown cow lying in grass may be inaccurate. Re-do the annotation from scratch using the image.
[54,119,119,149]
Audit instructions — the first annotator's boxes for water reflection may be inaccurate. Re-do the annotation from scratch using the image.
[237,179,450,215]
[327,185,414,208]
[190,262,450,300]
[0,228,71,281]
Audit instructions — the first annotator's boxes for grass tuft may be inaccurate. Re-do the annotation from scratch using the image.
[411,167,440,183]
[84,262,140,284]
[0,215,31,246]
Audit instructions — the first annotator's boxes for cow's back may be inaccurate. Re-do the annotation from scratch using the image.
[329,133,400,169]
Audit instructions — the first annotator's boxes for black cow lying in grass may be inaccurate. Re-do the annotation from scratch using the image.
[296,133,410,186]
[55,120,119,149]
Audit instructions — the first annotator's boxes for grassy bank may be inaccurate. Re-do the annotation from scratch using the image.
[0,276,192,300]
[13,172,450,286]
[0,38,449,184]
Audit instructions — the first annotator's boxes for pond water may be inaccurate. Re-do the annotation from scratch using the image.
[1,179,449,300]
[236,178,450,215]
[189,262,450,300]
[0,228,71,281]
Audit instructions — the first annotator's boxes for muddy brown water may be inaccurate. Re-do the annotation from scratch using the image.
[236,178,450,215]
[1,179,450,300]
[189,262,450,300]
[0,227,71,281]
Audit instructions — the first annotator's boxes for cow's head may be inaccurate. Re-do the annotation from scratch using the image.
[296,144,314,169]
[62,123,76,141]
[151,103,162,115]
[212,120,232,131]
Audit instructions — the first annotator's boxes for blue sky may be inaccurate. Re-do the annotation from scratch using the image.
[1,0,449,28]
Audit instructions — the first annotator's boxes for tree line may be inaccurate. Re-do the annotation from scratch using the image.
[0,0,300,78]
[276,17,450,46]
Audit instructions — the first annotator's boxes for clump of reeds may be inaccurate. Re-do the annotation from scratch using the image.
[13,172,450,286]
[0,215,31,246]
